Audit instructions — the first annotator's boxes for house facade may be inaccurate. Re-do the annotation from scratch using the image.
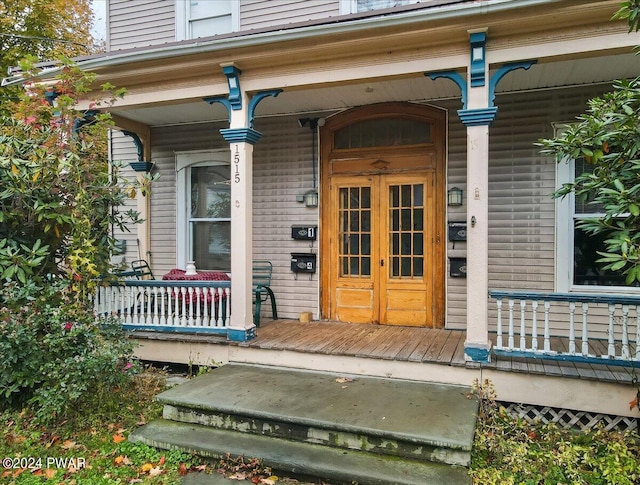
[70,0,640,419]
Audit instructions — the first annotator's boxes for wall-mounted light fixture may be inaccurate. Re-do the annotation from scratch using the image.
[448,186,463,206]
[304,189,319,208]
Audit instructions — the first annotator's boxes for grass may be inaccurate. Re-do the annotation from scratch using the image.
[2,370,638,484]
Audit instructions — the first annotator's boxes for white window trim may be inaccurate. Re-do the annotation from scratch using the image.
[175,1,239,42]
[554,123,639,294]
[175,149,230,270]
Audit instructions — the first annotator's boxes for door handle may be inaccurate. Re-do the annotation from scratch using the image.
[380,259,384,267]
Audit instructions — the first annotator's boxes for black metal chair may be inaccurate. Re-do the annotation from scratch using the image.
[253,260,277,326]
[131,259,155,280]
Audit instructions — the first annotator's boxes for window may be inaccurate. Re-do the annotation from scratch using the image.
[176,151,231,271]
[340,0,421,14]
[555,126,636,290]
[176,1,239,41]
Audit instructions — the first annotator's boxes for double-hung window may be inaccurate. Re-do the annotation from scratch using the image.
[176,150,231,271]
[176,1,239,41]
[555,125,636,290]
[340,0,421,14]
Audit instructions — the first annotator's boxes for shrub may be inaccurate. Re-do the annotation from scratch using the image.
[0,278,139,425]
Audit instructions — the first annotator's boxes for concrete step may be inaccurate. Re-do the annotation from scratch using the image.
[131,364,477,484]
[131,419,471,485]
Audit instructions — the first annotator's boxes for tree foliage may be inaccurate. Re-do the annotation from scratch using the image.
[538,2,640,285]
[0,0,97,112]
[0,60,148,299]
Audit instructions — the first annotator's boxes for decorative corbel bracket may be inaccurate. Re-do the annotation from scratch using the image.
[72,109,100,133]
[203,95,233,122]
[426,71,468,110]
[488,60,537,107]
[121,130,154,172]
[469,31,487,87]
[222,64,243,110]
[248,89,282,129]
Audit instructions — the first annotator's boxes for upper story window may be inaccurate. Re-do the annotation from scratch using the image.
[176,0,239,41]
[340,0,422,13]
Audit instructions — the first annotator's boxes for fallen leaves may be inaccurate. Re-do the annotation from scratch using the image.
[112,433,126,444]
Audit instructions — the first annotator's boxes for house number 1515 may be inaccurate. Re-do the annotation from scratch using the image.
[233,145,240,183]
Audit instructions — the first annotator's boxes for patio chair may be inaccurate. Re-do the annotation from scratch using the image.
[131,259,155,280]
[253,260,277,327]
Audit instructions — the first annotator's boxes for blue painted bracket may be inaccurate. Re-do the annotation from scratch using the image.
[248,89,282,129]
[72,109,100,133]
[469,31,486,88]
[121,130,144,161]
[203,95,233,122]
[426,71,468,109]
[489,60,536,107]
[222,64,243,110]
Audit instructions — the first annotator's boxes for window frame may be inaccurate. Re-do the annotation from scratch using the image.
[554,123,638,293]
[176,149,231,271]
[175,1,240,41]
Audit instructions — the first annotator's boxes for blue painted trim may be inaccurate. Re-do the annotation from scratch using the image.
[203,95,233,122]
[493,348,639,368]
[227,326,256,342]
[248,89,283,129]
[489,290,640,306]
[469,31,486,88]
[124,325,229,336]
[222,65,243,110]
[457,107,498,126]
[122,130,144,162]
[220,127,263,144]
[489,60,537,107]
[124,325,256,342]
[465,345,491,363]
[426,71,467,109]
[72,109,100,133]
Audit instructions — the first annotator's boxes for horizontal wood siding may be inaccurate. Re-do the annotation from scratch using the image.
[146,117,319,321]
[240,0,339,31]
[110,131,143,267]
[253,115,319,320]
[108,0,175,51]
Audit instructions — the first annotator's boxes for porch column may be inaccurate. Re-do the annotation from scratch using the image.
[459,30,493,363]
[207,64,281,342]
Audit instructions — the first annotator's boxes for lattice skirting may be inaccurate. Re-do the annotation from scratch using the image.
[498,401,639,432]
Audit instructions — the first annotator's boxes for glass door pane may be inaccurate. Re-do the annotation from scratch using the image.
[388,183,424,278]
[338,186,372,277]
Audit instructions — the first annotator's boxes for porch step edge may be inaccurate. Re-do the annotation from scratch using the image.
[129,419,471,485]
[162,403,472,466]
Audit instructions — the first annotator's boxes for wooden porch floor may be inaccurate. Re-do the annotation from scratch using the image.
[132,319,635,385]
[238,319,634,384]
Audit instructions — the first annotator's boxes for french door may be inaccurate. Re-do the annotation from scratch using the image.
[329,171,441,326]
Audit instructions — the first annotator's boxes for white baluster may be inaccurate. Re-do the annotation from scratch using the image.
[531,300,538,351]
[568,301,576,355]
[152,287,160,325]
[581,302,589,356]
[607,303,616,357]
[519,300,526,351]
[543,300,551,352]
[224,287,231,326]
[621,304,630,359]
[216,288,224,327]
[508,299,515,350]
[495,299,503,350]
[202,288,210,327]
[636,306,640,360]
[180,287,188,326]
[187,287,195,327]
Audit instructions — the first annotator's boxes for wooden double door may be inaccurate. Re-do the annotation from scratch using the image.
[320,103,445,327]
[328,171,442,326]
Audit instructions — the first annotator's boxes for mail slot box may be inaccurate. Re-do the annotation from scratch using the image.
[449,257,467,278]
[291,253,317,273]
[448,222,467,241]
[291,225,317,240]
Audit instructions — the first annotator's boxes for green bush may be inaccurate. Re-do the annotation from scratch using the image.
[470,386,640,485]
[0,278,139,425]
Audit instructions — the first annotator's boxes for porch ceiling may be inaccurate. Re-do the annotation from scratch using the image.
[109,52,639,128]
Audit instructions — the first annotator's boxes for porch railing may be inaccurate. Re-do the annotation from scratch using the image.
[94,280,231,334]
[489,290,640,366]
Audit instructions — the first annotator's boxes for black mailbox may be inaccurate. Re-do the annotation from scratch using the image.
[291,225,317,240]
[448,222,467,241]
[449,257,467,278]
[291,253,316,273]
